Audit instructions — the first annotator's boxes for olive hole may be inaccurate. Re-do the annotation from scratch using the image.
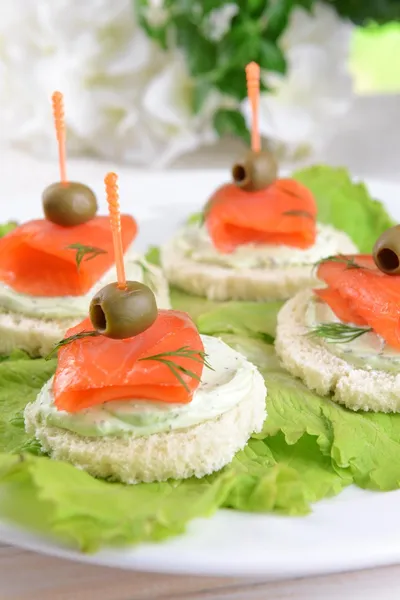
[91,304,107,332]
[377,248,399,272]
[232,164,247,184]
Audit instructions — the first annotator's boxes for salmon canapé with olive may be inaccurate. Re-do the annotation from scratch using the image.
[0,181,170,358]
[24,279,266,484]
[275,225,400,413]
[161,148,358,302]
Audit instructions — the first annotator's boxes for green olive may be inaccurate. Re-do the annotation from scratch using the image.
[89,281,158,340]
[373,226,400,275]
[231,150,278,191]
[42,182,98,227]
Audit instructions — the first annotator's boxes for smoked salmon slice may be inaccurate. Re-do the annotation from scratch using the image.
[54,310,205,412]
[314,288,367,326]
[316,255,400,349]
[206,179,317,253]
[0,216,137,297]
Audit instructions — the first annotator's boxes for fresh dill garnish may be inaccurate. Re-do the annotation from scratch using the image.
[134,259,158,292]
[66,243,107,270]
[308,323,373,344]
[46,330,100,359]
[279,187,306,201]
[139,346,213,392]
[313,254,363,271]
[283,210,314,220]
[46,339,212,392]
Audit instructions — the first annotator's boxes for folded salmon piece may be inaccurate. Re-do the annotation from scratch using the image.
[53,310,205,412]
[206,179,317,253]
[314,288,367,326]
[317,255,400,349]
[0,216,137,297]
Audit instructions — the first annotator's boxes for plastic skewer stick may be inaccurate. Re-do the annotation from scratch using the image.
[104,172,127,290]
[52,91,67,185]
[245,62,261,153]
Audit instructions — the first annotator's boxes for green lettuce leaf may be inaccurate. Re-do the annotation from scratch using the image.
[263,358,400,491]
[170,286,221,321]
[292,165,394,253]
[225,434,350,515]
[0,452,236,552]
[0,430,347,551]
[0,353,57,454]
[0,179,397,552]
[0,339,348,551]
[0,317,392,551]
[198,301,283,342]
[0,221,17,237]
[217,333,400,493]
[170,285,283,342]
[217,334,280,370]
[144,245,161,266]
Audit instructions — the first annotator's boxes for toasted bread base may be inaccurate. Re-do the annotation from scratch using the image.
[275,289,400,412]
[0,311,74,358]
[25,368,266,483]
[161,234,358,301]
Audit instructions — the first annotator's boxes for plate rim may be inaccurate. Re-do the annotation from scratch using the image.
[1,173,400,578]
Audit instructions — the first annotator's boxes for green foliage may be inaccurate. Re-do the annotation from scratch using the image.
[324,0,400,25]
[135,0,293,142]
[213,109,250,143]
[135,0,399,142]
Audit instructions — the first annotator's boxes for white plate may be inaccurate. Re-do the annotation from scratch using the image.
[0,156,400,579]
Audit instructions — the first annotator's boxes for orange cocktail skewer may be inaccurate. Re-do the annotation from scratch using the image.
[104,172,127,290]
[245,62,261,153]
[52,91,67,185]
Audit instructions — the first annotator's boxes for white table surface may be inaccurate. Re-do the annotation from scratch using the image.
[1,94,400,599]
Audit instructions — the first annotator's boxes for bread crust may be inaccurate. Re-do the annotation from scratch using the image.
[161,231,358,301]
[24,367,267,483]
[275,289,400,412]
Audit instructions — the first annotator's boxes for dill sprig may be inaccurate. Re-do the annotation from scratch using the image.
[283,210,314,220]
[314,254,363,271]
[134,259,158,292]
[46,339,213,393]
[66,243,107,270]
[46,330,100,360]
[308,323,373,344]
[139,346,213,392]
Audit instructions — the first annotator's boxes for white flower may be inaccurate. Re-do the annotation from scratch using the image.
[0,1,354,167]
[0,0,217,166]
[141,54,219,166]
[204,4,239,42]
[242,3,354,159]
[142,0,169,28]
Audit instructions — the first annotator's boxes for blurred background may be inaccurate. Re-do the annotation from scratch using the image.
[0,1,399,179]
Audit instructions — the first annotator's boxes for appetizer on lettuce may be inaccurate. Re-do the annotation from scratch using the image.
[0,194,169,358]
[276,226,400,412]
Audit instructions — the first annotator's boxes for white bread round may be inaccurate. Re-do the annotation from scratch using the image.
[0,262,170,358]
[0,312,74,358]
[275,289,400,413]
[24,368,266,484]
[161,232,358,301]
